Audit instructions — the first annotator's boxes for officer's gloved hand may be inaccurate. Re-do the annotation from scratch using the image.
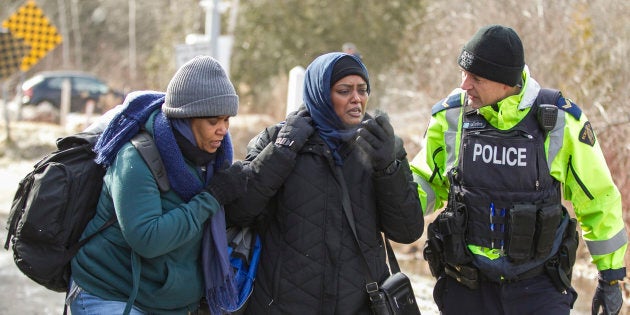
[592,279,623,315]
[274,109,315,152]
[356,113,396,171]
[205,161,249,205]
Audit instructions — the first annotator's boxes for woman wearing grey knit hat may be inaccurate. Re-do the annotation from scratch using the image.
[412,24,626,315]
[68,55,250,315]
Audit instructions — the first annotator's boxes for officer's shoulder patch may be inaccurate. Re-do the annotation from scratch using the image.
[578,121,596,146]
[556,96,582,121]
[431,93,463,115]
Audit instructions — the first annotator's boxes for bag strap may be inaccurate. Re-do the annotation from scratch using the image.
[334,167,400,292]
[64,130,168,314]
[70,130,169,254]
[131,130,170,193]
[383,235,401,274]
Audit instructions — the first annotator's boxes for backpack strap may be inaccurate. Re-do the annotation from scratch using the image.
[131,131,170,193]
[76,130,169,247]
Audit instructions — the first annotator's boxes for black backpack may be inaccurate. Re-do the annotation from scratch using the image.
[3,130,167,293]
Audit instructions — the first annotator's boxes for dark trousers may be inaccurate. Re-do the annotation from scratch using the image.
[433,273,577,315]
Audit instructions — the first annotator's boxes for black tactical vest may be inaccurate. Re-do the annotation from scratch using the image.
[451,102,563,263]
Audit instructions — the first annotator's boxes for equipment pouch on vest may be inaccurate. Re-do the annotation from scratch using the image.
[534,204,563,259]
[444,263,479,290]
[438,201,473,265]
[545,214,578,293]
[559,216,578,281]
[507,203,537,263]
[424,222,445,278]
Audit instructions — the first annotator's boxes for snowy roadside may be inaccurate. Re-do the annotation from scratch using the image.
[0,119,440,314]
[0,119,618,315]
[0,157,593,315]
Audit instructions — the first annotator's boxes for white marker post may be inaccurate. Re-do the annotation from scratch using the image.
[286,66,305,117]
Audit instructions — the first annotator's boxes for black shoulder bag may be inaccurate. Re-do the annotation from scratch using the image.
[335,167,421,315]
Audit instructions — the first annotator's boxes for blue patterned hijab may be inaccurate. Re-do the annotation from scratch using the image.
[302,52,370,165]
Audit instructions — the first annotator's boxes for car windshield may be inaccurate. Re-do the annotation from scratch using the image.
[44,77,69,90]
[74,77,109,94]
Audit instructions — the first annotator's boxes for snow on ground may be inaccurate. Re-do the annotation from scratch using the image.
[0,111,621,314]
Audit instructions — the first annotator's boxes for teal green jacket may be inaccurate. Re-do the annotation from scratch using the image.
[71,115,222,314]
[410,67,627,272]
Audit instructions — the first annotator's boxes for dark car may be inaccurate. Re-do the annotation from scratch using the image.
[19,71,124,116]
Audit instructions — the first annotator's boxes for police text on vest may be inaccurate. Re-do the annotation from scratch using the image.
[472,144,527,166]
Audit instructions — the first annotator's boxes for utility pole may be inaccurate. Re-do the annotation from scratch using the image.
[178,1,233,73]
[129,0,137,81]
[2,81,12,144]
[57,0,70,68]
[200,0,220,58]
[70,0,82,69]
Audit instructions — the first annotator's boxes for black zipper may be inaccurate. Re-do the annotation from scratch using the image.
[568,155,594,200]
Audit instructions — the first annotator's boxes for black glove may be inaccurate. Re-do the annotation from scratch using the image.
[274,109,315,152]
[592,279,623,315]
[356,113,396,171]
[205,161,249,205]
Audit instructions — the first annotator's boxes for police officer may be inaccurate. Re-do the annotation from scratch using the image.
[411,24,627,315]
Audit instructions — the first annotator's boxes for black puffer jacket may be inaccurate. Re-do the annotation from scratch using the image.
[227,123,423,315]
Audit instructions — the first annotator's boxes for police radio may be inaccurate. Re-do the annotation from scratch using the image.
[537,104,558,132]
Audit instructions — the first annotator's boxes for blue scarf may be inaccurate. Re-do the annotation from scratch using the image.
[303,52,369,165]
[93,91,238,314]
[153,112,239,313]
[94,91,165,167]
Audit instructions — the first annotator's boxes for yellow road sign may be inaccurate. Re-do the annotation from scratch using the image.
[2,0,63,71]
[0,31,30,80]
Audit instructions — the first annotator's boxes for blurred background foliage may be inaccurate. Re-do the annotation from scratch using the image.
[2,1,628,120]
[2,0,629,212]
[230,0,420,110]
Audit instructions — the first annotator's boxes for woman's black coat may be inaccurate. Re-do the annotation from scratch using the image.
[227,123,423,315]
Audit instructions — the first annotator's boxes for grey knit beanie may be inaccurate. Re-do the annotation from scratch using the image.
[162,56,238,118]
[457,25,525,87]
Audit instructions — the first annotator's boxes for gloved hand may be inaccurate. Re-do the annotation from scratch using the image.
[356,113,396,170]
[592,279,623,315]
[205,161,249,205]
[275,109,315,152]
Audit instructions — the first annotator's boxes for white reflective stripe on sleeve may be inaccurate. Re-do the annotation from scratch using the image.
[585,228,628,256]
[413,173,436,215]
[547,111,565,166]
[444,108,461,169]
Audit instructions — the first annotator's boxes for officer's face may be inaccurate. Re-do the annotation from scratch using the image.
[460,69,513,109]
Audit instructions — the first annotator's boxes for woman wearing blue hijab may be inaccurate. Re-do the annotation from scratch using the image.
[227,52,424,314]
